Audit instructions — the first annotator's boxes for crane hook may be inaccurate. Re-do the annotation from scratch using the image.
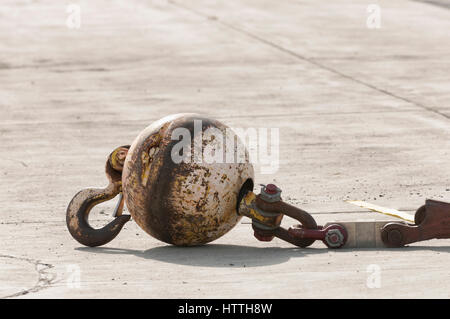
[66,145,131,247]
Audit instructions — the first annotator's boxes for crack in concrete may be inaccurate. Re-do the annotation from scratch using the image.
[5,158,28,168]
[167,1,450,121]
[0,109,441,127]
[0,254,57,299]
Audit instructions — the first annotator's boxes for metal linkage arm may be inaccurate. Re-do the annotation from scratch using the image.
[238,184,348,248]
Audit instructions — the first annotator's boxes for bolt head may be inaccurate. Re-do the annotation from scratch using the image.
[329,234,339,243]
[254,231,275,242]
[324,228,345,248]
[387,229,403,246]
[265,184,278,194]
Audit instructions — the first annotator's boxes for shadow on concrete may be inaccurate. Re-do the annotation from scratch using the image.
[405,246,450,252]
[332,245,450,253]
[76,244,328,268]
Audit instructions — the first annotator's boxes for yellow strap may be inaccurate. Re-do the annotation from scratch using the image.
[346,200,414,223]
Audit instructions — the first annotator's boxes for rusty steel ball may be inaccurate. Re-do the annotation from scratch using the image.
[122,114,254,246]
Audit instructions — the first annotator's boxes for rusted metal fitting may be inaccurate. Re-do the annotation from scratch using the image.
[255,188,319,247]
[238,190,282,243]
[288,224,348,248]
[253,228,276,242]
[381,199,450,247]
[238,191,284,230]
[259,184,282,202]
[237,184,319,248]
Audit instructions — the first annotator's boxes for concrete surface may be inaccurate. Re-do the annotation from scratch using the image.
[0,0,449,298]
